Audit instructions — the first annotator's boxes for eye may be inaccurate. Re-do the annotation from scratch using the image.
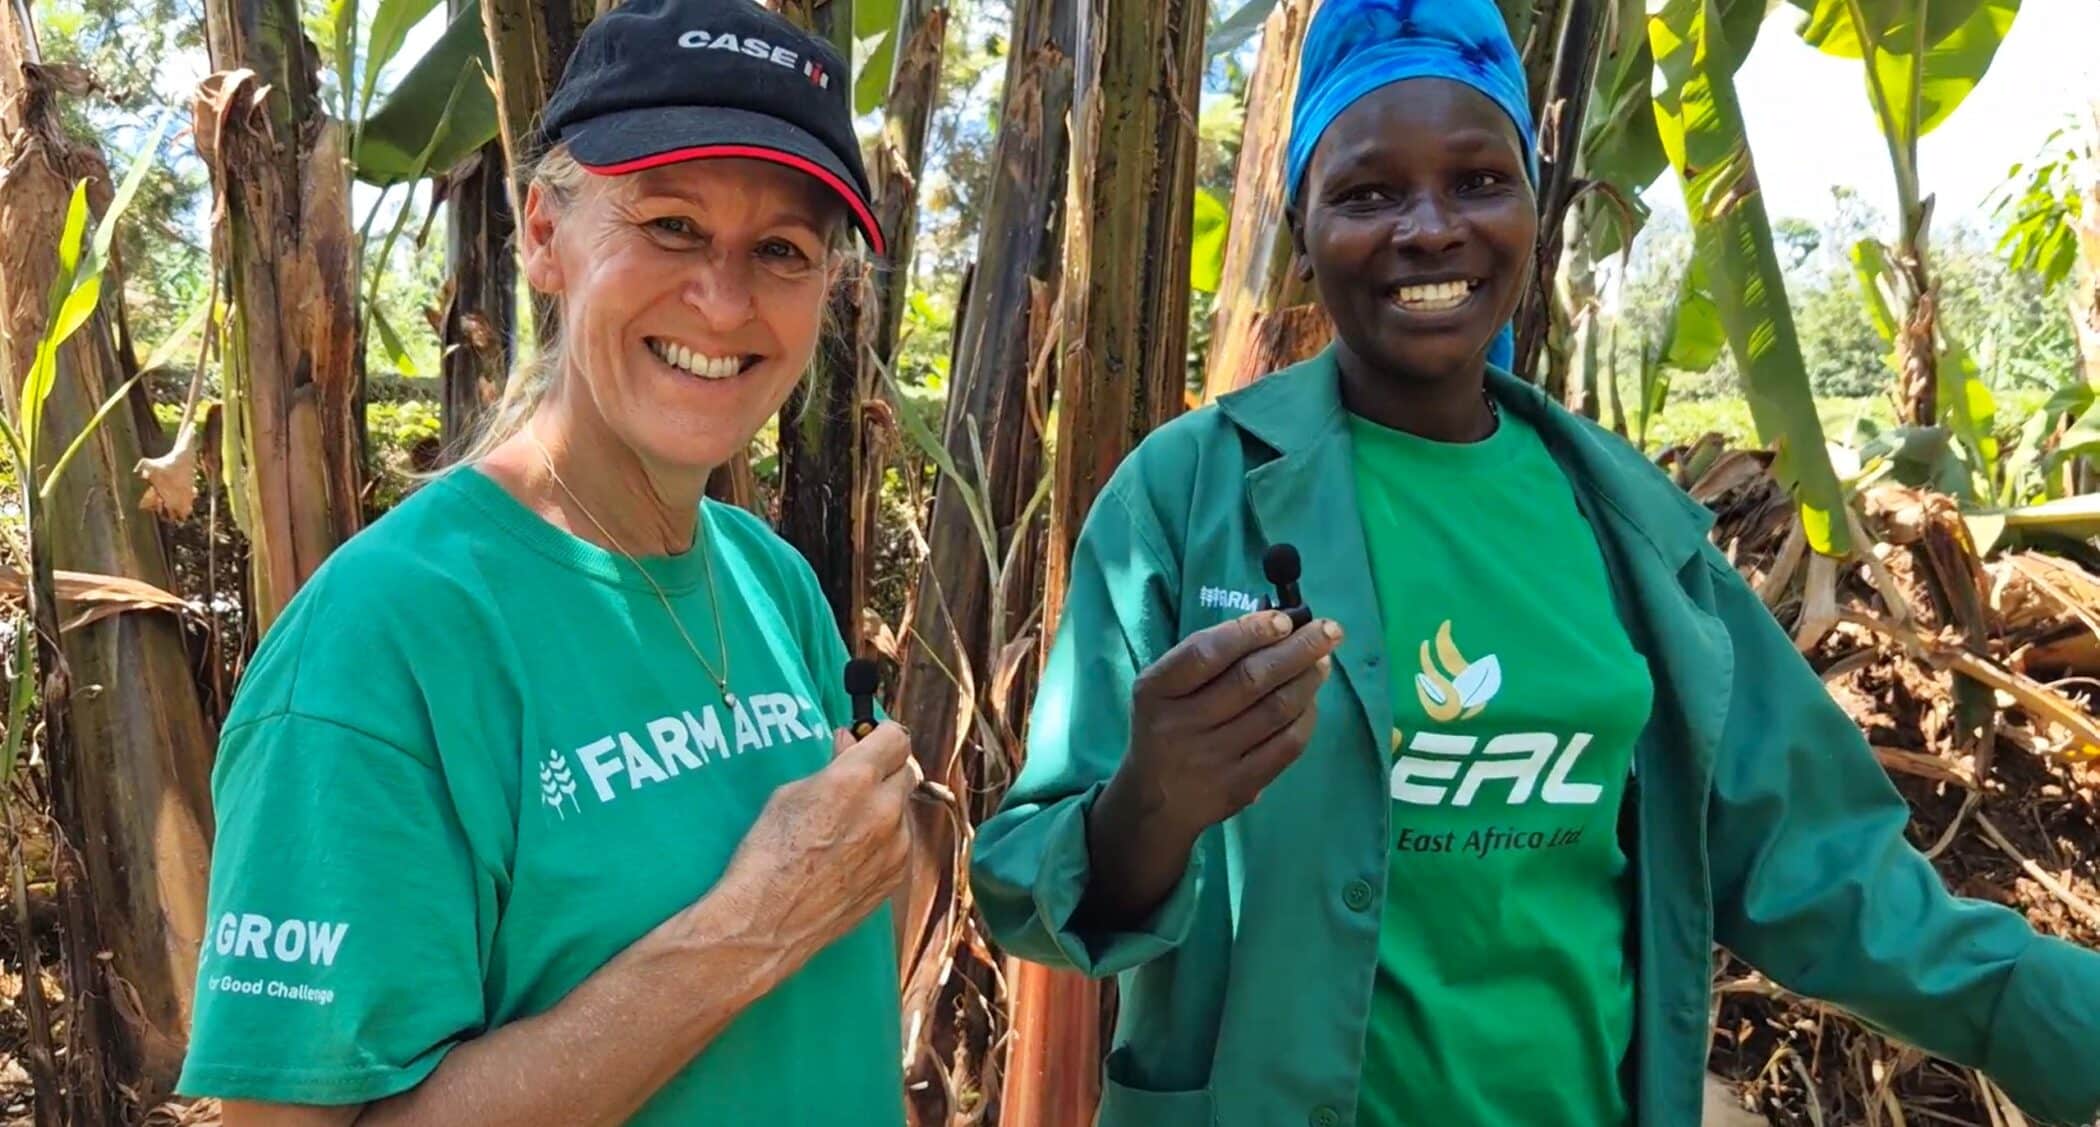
[1333,184,1388,206]
[646,216,700,239]
[1459,170,1508,194]
[757,238,816,267]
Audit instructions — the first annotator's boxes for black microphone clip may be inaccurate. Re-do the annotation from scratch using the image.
[844,659,881,739]
[1261,543,1312,629]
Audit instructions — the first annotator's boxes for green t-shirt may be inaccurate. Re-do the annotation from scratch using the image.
[177,466,905,1125]
[1348,408,1652,1126]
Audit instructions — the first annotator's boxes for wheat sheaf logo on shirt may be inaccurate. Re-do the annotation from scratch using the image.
[1414,620,1502,723]
[539,749,581,819]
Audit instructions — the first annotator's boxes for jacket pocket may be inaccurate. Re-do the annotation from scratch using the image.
[1095,1075,1215,1127]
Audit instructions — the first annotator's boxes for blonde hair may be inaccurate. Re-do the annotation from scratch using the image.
[446,144,590,469]
[443,141,866,471]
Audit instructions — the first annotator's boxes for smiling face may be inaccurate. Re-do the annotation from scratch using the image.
[520,156,844,473]
[1293,76,1537,392]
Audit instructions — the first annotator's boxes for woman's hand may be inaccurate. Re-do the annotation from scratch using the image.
[709,721,919,963]
[1122,610,1342,839]
[1078,611,1342,927]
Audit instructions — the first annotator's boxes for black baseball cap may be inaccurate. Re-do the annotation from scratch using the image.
[539,0,886,255]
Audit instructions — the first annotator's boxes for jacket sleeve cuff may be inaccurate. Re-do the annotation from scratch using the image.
[1983,934,2100,1124]
[1030,782,1206,979]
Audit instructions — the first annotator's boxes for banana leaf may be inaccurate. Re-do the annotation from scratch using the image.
[360,0,446,124]
[353,1,499,185]
[855,0,902,115]
[1191,186,1229,294]
[1651,0,1852,555]
[1937,332,1999,497]
[1848,238,1902,343]
[1580,0,1765,254]
[1662,254,1727,372]
[1786,0,2018,143]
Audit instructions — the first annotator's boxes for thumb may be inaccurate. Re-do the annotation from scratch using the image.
[832,727,855,759]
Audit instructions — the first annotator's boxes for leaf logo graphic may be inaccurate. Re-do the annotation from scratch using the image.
[1415,621,1502,723]
[539,750,581,820]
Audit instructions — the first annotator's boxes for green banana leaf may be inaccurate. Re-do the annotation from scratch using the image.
[1787,0,2018,143]
[1937,331,1999,498]
[854,0,901,115]
[353,2,499,186]
[1662,254,1727,372]
[1650,0,1852,556]
[360,0,445,124]
[1580,0,1765,255]
[1190,186,1229,294]
[1847,238,1902,343]
[1996,494,2100,541]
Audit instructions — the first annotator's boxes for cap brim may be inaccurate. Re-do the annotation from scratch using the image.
[565,105,885,256]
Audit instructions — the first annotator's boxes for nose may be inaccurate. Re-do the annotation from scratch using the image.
[1390,192,1465,256]
[680,251,757,331]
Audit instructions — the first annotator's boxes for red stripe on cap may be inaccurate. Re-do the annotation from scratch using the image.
[580,145,885,256]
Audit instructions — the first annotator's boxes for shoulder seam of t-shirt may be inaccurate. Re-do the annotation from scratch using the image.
[1096,481,1182,664]
[1102,472,1179,586]
[219,707,437,769]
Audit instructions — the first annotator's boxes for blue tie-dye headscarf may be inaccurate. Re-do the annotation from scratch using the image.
[1285,0,1536,371]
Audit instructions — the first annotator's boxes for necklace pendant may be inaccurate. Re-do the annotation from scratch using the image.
[722,689,739,711]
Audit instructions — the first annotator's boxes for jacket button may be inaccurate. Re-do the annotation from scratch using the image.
[1309,1107,1340,1127]
[1342,879,1373,912]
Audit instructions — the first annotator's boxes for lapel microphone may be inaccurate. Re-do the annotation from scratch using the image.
[844,659,881,739]
[844,657,959,807]
[1262,543,1312,629]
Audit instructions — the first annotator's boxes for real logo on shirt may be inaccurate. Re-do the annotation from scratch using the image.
[1390,620,1602,809]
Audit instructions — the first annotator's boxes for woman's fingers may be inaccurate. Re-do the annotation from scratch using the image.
[1207,655,1331,753]
[1227,702,1320,803]
[1180,618,1341,730]
[1135,611,1297,701]
[833,720,914,781]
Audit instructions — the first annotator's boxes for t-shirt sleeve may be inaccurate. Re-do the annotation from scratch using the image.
[177,711,487,1106]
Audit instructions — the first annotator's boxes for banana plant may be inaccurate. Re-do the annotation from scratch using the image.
[1650,0,1853,556]
[1786,0,2019,427]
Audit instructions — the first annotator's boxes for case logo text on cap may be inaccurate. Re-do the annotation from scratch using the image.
[675,30,832,86]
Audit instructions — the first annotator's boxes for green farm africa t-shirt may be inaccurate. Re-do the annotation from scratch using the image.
[178,466,905,1125]
[1349,406,1653,1126]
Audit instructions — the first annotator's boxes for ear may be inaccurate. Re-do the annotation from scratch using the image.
[519,181,567,296]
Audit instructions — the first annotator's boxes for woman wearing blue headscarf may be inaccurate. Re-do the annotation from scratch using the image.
[971,1,2100,1125]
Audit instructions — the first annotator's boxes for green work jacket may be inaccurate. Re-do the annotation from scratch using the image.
[971,347,2100,1127]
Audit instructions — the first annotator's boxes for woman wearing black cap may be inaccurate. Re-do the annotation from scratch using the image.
[178,2,915,1124]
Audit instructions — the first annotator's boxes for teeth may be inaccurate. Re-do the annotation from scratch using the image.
[649,338,745,380]
[1392,280,1474,311]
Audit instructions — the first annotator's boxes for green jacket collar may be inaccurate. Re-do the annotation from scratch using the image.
[1213,345,1718,573]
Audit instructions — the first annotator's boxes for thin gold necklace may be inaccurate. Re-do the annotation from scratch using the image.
[525,429,739,710]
